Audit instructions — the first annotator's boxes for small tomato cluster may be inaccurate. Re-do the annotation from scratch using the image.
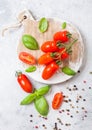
[39,30,74,80]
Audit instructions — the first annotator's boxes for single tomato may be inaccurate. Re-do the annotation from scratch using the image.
[38,52,54,65]
[59,48,69,60]
[52,92,64,109]
[53,31,71,43]
[19,52,36,65]
[16,71,33,93]
[42,61,59,80]
[41,41,59,52]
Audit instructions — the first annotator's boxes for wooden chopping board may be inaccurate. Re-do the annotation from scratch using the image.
[17,10,84,84]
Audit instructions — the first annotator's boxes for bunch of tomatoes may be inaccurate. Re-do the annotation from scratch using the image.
[19,30,73,80]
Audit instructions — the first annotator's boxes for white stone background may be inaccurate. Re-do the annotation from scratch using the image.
[0,0,92,130]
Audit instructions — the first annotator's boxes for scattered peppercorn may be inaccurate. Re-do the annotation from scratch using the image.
[69,88,71,91]
[64,100,68,103]
[76,111,79,113]
[84,115,87,117]
[35,125,39,128]
[83,99,86,101]
[76,100,79,103]
[65,123,71,126]
[83,80,86,83]
[81,107,85,110]
[89,87,91,89]
[78,70,80,73]
[79,96,82,98]
[70,115,73,118]
[82,88,85,91]
[66,109,70,112]
[30,120,33,122]
[68,99,71,102]
[53,122,58,130]
[30,114,33,117]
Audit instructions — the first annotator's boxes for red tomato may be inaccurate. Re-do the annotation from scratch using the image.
[42,61,59,80]
[53,31,70,43]
[19,52,36,65]
[52,92,63,109]
[16,72,33,93]
[59,48,69,60]
[41,41,59,52]
[38,52,54,65]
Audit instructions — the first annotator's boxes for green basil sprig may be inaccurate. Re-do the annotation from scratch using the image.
[20,85,50,116]
[62,66,76,76]
[22,34,39,50]
[25,66,36,73]
[39,18,48,33]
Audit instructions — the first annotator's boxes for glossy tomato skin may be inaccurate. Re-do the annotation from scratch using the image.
[53,31,69,43]
[52,93,63,109]
[19,52,36,65]
[42,61,59,80]
[17,73,33,93]
[38,52,54,65]
[41,41,59,52]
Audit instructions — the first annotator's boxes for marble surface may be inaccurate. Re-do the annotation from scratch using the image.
[0,0,92,130]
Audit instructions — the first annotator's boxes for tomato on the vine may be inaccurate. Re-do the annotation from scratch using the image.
[41,41,59,52]
[38,52,54,65]
[42,61,59,80]
[53,31,71,43]
[59,48,69,60]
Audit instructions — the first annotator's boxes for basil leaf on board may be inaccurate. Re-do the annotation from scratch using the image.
[22,34,39,50]
[62,22,66,29]
[39,18,48,33]
[62,66,76,76]
[25,66,36,73]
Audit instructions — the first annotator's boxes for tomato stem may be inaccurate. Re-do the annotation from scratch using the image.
[66,32,72,38]
[66,39,78,51]
[15,71,22,77]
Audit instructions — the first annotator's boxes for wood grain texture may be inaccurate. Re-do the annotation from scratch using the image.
[17,11,84,83]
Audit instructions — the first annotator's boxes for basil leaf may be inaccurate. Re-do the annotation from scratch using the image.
[36,85,51,96]
[62,22,66,29]
[22,34,39,50]
[39,18,48,33]
[34,96,49,116]
[62,66,76,75]
[20,93,36,105]
[25,66,36,73]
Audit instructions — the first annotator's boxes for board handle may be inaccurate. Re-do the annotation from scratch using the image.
[17,9,36,21]
[2,9,35,36]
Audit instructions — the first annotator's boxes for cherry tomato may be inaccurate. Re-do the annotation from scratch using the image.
[42,61,59,80]
[59,48,69,60]
[16,72,33,93]
[52,92,63,109]
[41,41,59,52]
[19,52,36,65]
[38,52,54,65]
[53,31,70,43]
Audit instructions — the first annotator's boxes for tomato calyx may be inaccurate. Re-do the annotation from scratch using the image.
[55,60,62,65]
[15,71,22,77]
[66,32,72,38]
